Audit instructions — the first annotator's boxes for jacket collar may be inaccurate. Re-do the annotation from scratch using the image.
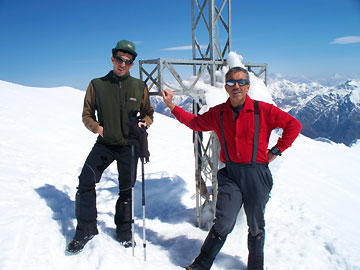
[108,70,130,83]
[222,95,255,113]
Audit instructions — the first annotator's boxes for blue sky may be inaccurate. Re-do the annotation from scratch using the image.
[0,0,359,90]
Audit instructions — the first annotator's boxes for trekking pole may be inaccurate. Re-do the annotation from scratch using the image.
[130,144,136,257]
[141,156,146,261]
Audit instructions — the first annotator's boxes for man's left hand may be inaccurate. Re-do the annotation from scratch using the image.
[138,121,147,128]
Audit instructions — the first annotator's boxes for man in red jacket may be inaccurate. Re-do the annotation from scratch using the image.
[162,66,301,270]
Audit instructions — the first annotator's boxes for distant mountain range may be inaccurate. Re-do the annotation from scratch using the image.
[150,79,360,146]
[269,79,360,146]
[150,94,194,118]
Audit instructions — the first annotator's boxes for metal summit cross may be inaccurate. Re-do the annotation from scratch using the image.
[139,0,267,228]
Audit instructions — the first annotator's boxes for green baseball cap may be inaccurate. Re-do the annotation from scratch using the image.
[112,40,137,58]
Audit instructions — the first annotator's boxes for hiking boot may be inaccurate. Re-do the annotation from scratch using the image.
[67,234,96,254]
[118,239,136,248]
[115,232,135,248]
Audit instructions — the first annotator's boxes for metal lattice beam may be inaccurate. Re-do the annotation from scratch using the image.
[139,0,267,229]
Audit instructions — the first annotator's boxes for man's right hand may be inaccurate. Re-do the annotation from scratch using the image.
[266,149,277,163]
[161,89,175,111]
[97,125,104,137]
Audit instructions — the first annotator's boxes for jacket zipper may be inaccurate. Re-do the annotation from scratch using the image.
[119,81,126,138]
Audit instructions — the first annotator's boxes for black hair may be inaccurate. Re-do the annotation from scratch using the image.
[112,49,136,61]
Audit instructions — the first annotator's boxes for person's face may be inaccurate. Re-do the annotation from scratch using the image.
[225,71,250,106]
[111,51,134,77]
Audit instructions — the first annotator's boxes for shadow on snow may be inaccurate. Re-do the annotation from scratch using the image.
[142,226,246,269]
[34,171,245,268]
[34,184,76,242]
[133,175,195,224]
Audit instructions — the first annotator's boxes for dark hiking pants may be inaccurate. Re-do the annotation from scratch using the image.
[74,143,137,240]
[193,162,273,269]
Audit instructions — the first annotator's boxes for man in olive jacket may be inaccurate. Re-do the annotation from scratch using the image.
[67,40,154,254]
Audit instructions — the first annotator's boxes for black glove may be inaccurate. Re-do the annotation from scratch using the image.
[127,110,150,163]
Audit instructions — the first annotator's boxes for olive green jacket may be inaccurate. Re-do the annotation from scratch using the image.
[82,71,154,145]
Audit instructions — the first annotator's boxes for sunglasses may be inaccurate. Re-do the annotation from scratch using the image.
[114,56,133,66]
[225,79,249,87]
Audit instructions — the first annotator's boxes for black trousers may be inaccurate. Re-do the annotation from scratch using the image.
[74,142,137,240]
[193,163,273,269]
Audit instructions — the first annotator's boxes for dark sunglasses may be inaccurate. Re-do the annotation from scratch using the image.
[114,56,133,66]
[225,79,249,87]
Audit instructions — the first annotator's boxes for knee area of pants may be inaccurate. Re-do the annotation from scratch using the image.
[210,227,228,241]
[79,165,96,178]
[249,232,264,240]
[248,224,265,237]
[212,228,231,240]
[213,218,235,238]
[79,162,103,183]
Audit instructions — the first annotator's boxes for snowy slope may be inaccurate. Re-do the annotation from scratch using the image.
[0,80,360,270]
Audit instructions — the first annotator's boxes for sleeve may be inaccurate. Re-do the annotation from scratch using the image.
[140,85,154,127]
[268,104,302,153]
[171,105,217,132]
[82,82,99,133]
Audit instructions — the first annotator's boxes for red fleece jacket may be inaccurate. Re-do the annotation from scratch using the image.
[172,95,302,164]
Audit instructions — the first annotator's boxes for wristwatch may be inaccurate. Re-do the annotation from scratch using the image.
[270,147,282,156]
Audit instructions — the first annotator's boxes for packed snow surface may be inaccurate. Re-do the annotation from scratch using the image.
[0,78,359,270]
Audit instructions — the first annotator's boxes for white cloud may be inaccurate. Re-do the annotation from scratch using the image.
[161,45,193,51]
[330,36,360,44]
[161,45,207,51]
